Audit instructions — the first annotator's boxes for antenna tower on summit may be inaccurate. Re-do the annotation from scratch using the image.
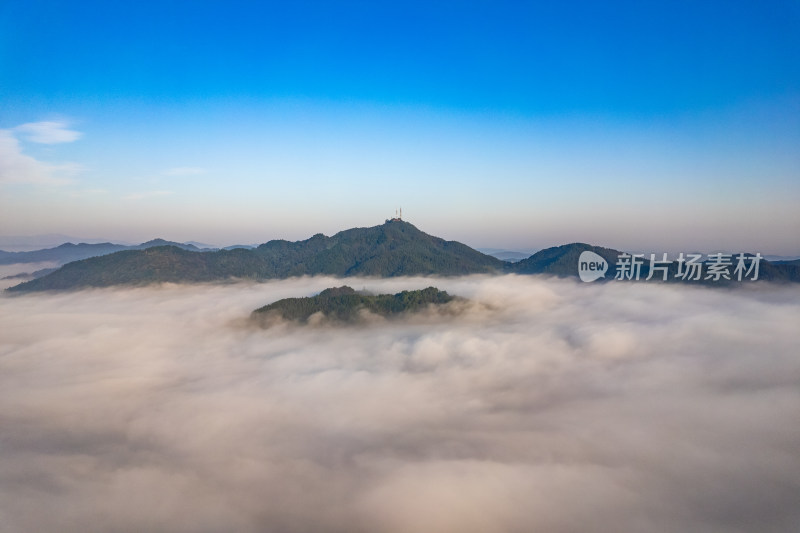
[389,207,403,222]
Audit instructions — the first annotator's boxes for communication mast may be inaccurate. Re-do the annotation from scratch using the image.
[389,207,404,222]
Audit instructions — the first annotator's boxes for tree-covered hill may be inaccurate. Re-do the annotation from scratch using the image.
[7,220,506,291]
[513,243,623,277]
[252,286,456,324]
[6,222,799,292]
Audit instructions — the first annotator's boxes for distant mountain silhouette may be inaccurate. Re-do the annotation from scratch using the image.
[514,243,800,284]
[479,249,531,262]
[6,223,799,292]
[0,239,209,266]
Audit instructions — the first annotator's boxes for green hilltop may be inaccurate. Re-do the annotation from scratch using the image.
[252,286,456,324]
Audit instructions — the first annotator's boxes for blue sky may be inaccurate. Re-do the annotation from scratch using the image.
[1,0,798,253]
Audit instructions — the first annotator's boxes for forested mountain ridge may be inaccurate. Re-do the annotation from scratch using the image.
[6,221,799,292]
[7,220,505,291]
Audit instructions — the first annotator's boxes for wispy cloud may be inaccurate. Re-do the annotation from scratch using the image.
[123,190,174,201]
[0,130,80,185]
[163,167,207,176]
[14,121,82,144]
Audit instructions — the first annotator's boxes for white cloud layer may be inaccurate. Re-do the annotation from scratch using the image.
[14,121,82,144]
[0,130,80,185]
[0,275,798,532]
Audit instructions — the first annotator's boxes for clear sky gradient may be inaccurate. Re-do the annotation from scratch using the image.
[1,0,798,253]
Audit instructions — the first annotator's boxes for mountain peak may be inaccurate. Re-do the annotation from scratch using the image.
[8,221,505,291]
[140,238,173,246]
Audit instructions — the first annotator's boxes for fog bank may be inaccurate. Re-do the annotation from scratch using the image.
[1,276,799,532]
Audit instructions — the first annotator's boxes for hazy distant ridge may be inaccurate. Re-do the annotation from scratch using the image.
[0,239,211,266]
[6,221,799,292]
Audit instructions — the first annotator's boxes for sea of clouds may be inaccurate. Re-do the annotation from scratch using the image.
[1,274,799,533]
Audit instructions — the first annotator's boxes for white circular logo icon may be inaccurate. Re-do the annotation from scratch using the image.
[578,251,608,282]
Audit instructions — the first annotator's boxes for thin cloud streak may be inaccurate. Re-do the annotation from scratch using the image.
[0,276,798,532]
[14,121,82,144]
